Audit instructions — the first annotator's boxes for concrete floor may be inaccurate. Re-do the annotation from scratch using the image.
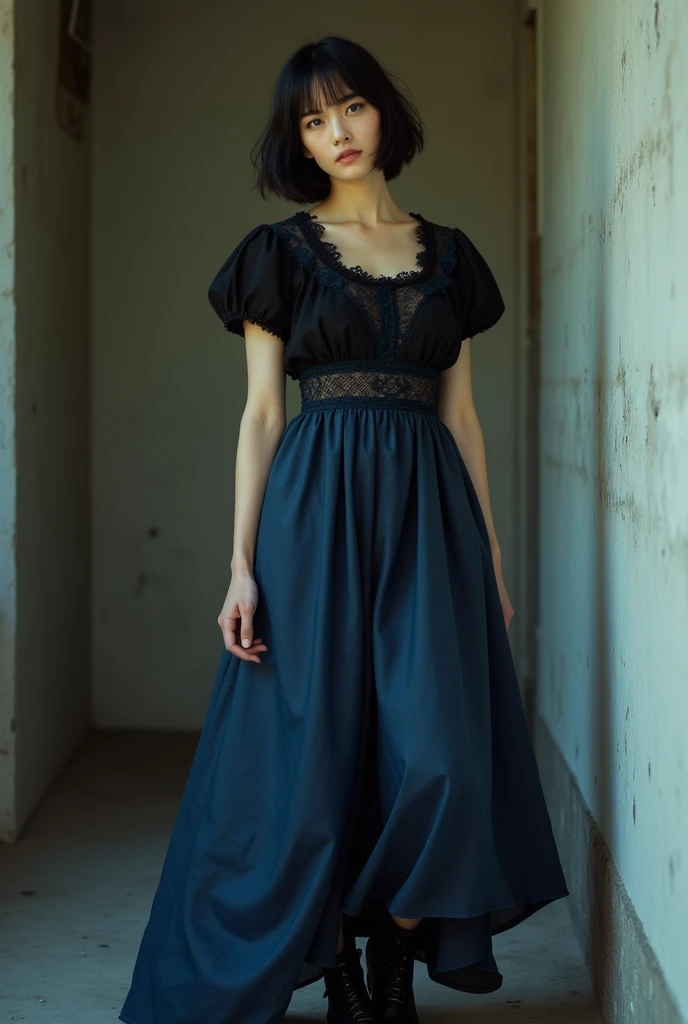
[0,732,603,1024]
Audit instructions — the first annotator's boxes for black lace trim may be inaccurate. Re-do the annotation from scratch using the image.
[298,360,440,412]
[300,210,431,285]
[222,312,287,343]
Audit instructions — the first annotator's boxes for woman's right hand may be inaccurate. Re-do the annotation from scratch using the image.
[218,571,268,662]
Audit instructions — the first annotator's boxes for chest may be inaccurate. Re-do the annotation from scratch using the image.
[273,213,462,364]
[309,218,427,280]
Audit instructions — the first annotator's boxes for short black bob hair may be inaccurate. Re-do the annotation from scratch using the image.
[251,36,425,204]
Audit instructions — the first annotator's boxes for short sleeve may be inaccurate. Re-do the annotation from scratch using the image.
[453,228,506,341]
[207,223,293,342]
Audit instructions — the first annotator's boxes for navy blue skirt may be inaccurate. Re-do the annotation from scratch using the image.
[120,361,569,1024]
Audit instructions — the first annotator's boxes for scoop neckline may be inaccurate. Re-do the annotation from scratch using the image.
[295,209,435,286]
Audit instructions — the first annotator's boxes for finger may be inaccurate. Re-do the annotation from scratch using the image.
[235,639,268,653]
[218,611,238,650]
[228,642,267,663]
[219,619,267,656]
[222,622,237,650]
[238,606,254,648]
[229,645,259,662]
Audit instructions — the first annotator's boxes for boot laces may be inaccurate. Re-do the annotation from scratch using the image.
[323,948,373,1022]
[386,942,415,1005]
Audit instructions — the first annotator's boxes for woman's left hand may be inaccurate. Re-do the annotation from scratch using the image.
[491,549,515,632]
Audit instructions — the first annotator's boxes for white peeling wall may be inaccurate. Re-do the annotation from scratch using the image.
[0,0,18,841]
[538,0,688,1012]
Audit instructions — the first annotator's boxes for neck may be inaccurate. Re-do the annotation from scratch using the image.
[313,176,409,226]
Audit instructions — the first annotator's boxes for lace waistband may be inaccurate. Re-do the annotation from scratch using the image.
[298,360,441,413]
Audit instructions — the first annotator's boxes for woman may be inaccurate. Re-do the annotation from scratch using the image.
[119,34,568,1024]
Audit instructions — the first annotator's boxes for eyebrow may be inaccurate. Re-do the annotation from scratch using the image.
[300,91,360,119]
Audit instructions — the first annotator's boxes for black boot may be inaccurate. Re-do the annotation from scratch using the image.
[322,940,377,1023]
[365,916,422,1023]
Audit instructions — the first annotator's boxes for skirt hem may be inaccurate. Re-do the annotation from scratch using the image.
[342,885,570,926]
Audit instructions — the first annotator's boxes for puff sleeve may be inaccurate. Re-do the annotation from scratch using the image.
[453,228,506,341]
[207,223,293,342]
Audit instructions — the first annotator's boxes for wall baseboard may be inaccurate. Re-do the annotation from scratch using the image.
[533,713,683,1024]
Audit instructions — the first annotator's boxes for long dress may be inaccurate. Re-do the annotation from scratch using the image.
[119,209,569,1024]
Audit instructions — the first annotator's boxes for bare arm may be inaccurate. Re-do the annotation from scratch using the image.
[438,338,514,629]
[218,321,287,660]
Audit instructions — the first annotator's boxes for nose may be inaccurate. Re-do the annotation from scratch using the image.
[330,112,351,145]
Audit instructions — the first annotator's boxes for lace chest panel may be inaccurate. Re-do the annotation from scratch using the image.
[271,212,458,363]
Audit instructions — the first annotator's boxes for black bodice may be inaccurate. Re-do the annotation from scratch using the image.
[208,210,505,380]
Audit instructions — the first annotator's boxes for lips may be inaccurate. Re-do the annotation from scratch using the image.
[336,149,362,162]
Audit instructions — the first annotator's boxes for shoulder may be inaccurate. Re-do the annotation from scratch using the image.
[265,211,307,249]
[222,221,285,260]
[207,221,297,340]
[447,225,505,337]
[432,220,501,283]
[268,212,301,230]
[420,214,485,247]
[208,222,294,292]
[420,217,504,337]
[415,215,484,272]
[451,225,491,262]
[416,217,493,292]
[424,218,489,262]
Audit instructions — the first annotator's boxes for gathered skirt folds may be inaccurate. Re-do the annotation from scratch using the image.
[119,361,569,1024]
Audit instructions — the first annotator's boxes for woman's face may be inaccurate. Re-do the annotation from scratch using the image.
[299,81,381,182]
